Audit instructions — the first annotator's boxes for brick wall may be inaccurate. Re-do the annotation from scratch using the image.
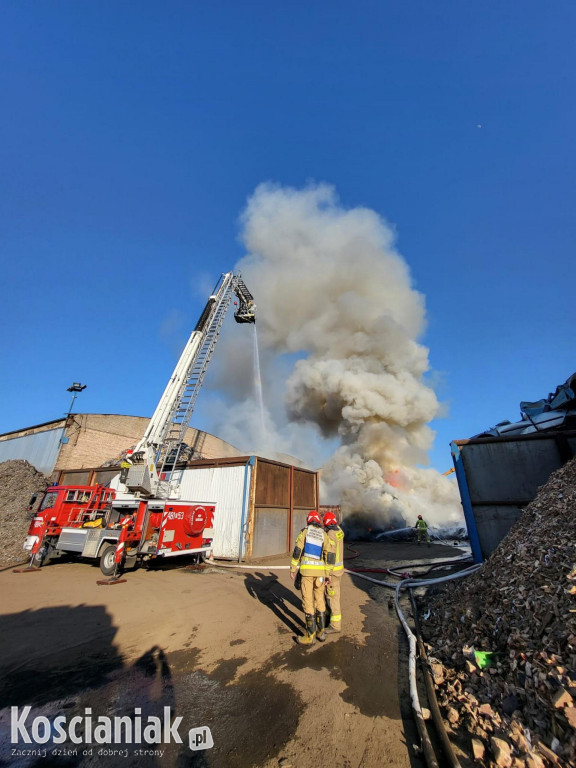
[1,414,246,473]
[54,414,244,470]
[55,414,150,470]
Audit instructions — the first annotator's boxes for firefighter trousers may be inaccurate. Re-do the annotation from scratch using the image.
[326,573,342,628]
[416,528,430,543]
[301,575,326,615]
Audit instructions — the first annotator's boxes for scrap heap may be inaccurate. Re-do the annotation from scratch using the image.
[0,459,49,566]
[422,456,576,767]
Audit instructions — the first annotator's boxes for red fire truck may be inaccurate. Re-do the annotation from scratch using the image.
[24,484,215,575]
[23,272,254,576]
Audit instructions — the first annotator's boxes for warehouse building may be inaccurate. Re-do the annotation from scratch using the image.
[0,415,318,561]
[0,414,245,479]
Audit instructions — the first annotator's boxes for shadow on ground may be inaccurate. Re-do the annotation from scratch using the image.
[0,604,303,768]
[244,571,304,635]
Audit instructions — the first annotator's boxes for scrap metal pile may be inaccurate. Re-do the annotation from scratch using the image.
[0,460,48,566]
[421,456,576,767]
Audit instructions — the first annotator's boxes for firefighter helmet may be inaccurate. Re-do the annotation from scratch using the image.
[323,511,338,527]
[418,515,423,519]
[307,510,322,525]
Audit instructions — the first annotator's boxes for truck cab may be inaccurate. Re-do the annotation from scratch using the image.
[24,484,116,561]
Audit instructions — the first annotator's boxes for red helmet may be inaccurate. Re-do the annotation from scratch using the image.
[418,515,423,519]
[307,510,322,525]
[323,511,338,527]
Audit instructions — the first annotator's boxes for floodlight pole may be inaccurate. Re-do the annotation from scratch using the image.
[66,382,87,418]
[67,392,79,417]
[62,383,87,444]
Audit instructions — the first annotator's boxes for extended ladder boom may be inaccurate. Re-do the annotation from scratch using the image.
[126,272,255,497]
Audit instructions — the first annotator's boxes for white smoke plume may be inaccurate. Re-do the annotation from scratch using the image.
[228,182,462,533]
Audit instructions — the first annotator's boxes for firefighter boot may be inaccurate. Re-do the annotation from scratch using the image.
[298,614,316,646]
[316,611,327,642]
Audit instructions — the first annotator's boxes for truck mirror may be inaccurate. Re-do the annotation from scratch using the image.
[28,494,37,510]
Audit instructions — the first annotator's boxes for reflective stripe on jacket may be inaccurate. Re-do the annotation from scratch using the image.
[326,526,345,573]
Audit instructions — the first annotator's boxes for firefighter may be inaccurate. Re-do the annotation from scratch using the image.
[121,512,136,529]
[113,510,137,530]
[323,511,344,634]
[414,514,430,546]
[119,460,131,484]
[290,510,334,646]
[120,449,134,484]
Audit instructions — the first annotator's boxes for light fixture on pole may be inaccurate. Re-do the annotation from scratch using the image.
[61,383,87,445]
[66,382,87,415]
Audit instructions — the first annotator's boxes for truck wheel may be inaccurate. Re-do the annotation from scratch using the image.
[32,550,46,567]
[33,541,54,567]
[99,545,119,576]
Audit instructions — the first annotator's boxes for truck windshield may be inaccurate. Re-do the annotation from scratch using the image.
[39,491,58,512]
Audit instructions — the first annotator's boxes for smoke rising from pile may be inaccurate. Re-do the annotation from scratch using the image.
[232,182,462,531]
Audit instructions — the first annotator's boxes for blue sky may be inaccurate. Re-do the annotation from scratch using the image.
[1,1,574,473]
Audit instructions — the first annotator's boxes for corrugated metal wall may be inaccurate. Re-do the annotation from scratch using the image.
[177,463,251,559]
[453,431,576,560]
[0,427,64,475]
[251,508,288,559]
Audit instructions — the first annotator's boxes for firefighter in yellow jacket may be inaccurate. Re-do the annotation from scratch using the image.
[323,511,344,634]
[290,510,334,646]
[414,514,431,546]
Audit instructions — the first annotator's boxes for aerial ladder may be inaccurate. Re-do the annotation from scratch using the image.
[124,272,255,498]
[21,272,255,575]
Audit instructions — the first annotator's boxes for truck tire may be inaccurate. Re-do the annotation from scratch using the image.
[99,545,118,576]
[32,551,45,567]
[33,540,55,567]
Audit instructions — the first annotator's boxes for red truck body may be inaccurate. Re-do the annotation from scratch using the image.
[24,484,215,575]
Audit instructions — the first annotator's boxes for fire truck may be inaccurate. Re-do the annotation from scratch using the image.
[23,273,255,575]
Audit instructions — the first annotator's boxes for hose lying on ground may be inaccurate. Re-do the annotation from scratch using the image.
[344,545,360,560]
[209,556,481,768]
[208,559,473,583]
[409,590,462,768]
[335,564,481,768]
[208,560,291,569]
[394,567,482,768]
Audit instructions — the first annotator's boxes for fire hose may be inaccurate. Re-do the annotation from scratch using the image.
[409,589,462,768]
[209,558,481,768]
[350,565,481,768]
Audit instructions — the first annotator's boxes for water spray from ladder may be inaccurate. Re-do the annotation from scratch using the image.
[252,324,266,440]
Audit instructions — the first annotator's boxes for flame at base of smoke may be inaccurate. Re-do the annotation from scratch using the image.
[322,444,463,536]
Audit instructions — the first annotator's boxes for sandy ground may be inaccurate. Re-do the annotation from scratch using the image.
[0,541,466,768]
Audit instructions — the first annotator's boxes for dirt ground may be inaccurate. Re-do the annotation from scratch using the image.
[0,541,466,768]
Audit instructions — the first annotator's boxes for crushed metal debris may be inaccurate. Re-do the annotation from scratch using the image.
[421,456,576,767]
[0,460,49,567]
